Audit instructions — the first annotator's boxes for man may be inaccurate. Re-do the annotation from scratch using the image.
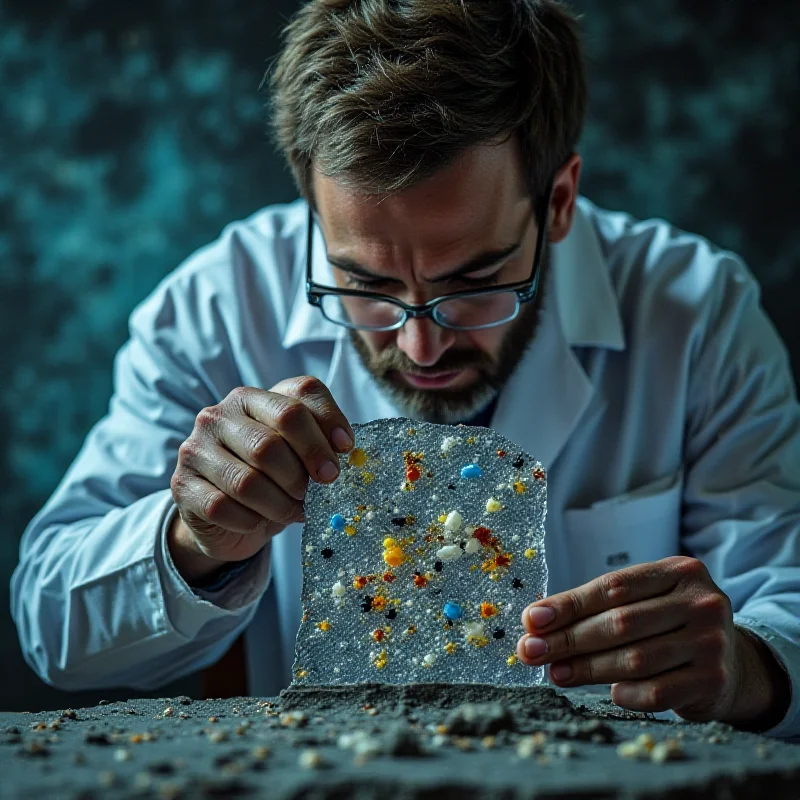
[11,0,800,737]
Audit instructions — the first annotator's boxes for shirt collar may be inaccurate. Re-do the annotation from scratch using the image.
[281,196,626,352]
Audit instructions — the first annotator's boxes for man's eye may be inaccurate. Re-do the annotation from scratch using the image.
[345,276,388,291]
[456,273,501,288]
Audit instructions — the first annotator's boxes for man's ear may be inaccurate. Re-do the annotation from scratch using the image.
[548,153,582,245]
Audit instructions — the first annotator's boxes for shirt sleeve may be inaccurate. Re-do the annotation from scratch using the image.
[681,256,800,739]
[10,273,272,692]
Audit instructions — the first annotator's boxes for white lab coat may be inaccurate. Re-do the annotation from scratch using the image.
[11,197,800,738]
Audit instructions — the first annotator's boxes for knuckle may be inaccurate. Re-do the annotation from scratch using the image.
[602,571,632,603]
[273,398,310,431]
[292,375,325,397]
[608,608,635,639]
[672,555,707,580]
[201,491,228,524]
[170,470,185,498]
[196,404,223,430]
[178,439,200,463]
[565,590,583,622]
[247,428,281,465]
[695,592,731,622]
[624,647,648,675]
[561,627,578,656]
[226,386,252,408]
[226,463,260,498]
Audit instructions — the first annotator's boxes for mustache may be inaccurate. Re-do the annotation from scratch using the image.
[368,347,496,377]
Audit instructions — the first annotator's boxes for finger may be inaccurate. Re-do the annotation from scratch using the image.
[216,414,309,503]
[516,593,691,666]
[172,471,272,536]
[610,664,708,714]
[520,558,684,636]
[543,627,693,687]
[235,385,345,485]
[180,439,304,526]
[270,376,355,453]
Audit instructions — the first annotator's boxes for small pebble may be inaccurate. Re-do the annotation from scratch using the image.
[299,749,326,769]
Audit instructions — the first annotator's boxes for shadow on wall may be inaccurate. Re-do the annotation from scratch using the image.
[1,0,798,711]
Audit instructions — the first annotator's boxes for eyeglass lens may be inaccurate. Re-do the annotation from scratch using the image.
[319,292,520,331]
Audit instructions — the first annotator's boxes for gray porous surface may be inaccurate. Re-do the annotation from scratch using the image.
[0,684,798,799]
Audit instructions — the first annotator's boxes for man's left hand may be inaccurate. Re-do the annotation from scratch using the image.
[517,556,788,727]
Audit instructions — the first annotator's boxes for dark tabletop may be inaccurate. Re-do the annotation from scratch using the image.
[1,684,798,799]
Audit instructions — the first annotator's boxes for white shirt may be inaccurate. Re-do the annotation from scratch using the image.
[11,197,800,738]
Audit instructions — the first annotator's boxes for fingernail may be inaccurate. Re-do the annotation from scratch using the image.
[550,664,572,682]
[318,461,339,482]
[524,637,548,659]
[331,427,353,452]
[529,606,555,628]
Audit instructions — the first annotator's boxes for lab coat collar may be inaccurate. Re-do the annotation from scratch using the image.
[281,197,626,353]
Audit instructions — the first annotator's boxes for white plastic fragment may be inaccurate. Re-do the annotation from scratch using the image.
[436,544,463,562]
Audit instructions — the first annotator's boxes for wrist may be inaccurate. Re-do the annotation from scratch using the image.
[724,626,791,732]
[167,513,228,584]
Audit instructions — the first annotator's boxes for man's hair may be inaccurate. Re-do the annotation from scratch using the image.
[269,0,587,204]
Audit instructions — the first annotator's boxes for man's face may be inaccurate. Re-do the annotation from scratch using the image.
[312,140,559,423]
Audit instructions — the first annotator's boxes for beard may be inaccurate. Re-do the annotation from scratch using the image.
[348,244,551,424]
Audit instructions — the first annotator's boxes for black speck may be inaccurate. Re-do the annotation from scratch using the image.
[447,484,456,491]
[84,732,114,746]
[361,596,374,612]
[391,517,407,526]
[433,589,442,596]
[493,629,506,640]
[434,561,443,572]
[321,548,334,559]
[444,618,453,627]
[385,608,398,620]
[512,456,524,469]
[459,541,466,550]
[512,578,523,589]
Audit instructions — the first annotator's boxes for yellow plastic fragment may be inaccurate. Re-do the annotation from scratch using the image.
[524,548,537,559]
[383,546,405,567]
[486,497,503,513]
[348,448,368,467]
[373,650,388,669]
[507,655,519,666]
[316,620,331,632]
[513,481,527,494]
[344,524,357,536]
[444,642,457,654]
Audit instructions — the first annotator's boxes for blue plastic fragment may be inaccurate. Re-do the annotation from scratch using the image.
[460,464,483,479]
[330,514,346,532]
[443,601,464,621]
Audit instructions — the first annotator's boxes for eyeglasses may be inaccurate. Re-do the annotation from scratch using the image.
[305,179,553,332]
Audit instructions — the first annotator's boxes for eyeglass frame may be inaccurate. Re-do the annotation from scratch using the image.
[305,176,554,332]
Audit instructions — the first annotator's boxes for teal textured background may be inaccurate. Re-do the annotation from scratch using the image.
[1,1,798,710]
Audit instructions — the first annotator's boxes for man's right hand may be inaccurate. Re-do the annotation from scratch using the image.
[168,377,354,583]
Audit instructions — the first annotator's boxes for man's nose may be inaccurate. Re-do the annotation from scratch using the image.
[396,316,455,367]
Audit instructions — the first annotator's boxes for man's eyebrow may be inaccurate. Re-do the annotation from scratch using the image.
[327,243,521,283]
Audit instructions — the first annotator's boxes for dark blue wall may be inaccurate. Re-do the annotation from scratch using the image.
[1,0,798,711]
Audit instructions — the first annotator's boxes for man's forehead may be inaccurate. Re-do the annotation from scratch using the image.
[312,141,532,272]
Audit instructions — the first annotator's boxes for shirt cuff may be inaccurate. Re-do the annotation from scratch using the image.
[154,504,272,640]
[734,614,799,739]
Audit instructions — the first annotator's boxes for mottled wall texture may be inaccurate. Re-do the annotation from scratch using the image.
[1,0,798,711]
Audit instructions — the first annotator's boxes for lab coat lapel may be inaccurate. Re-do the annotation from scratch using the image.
[491,294,594,470]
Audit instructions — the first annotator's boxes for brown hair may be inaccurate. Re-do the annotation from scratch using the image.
[268,0,587,204]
